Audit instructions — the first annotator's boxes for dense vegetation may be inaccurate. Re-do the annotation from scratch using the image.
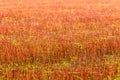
[0,0,120,80]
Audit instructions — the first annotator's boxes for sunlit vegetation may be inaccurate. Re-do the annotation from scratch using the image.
[0,0,120,80]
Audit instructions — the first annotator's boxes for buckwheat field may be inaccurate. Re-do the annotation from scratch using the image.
[0,0,120,80]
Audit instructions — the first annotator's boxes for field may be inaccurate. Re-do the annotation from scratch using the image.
[0,0,120,80]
